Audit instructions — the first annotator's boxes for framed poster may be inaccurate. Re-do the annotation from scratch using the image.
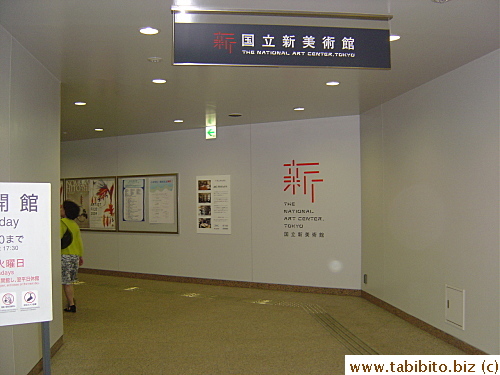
[64,177,117,231]
[117,174,178,233]
[197,175,231,234]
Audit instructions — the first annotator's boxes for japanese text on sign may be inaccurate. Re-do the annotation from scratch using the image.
[224,33,355,54]
[175,23,390,68]
[0,183,52,326]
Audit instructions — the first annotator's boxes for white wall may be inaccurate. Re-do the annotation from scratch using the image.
[361,50,499,354]
[0,25,62,375]
[251,118,361,288]
[61,116,362,289]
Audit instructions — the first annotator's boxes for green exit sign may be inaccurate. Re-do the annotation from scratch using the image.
[206,125,217,139]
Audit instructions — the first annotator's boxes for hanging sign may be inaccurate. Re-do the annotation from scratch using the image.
[0,183,52,326]
[174,23,390,69]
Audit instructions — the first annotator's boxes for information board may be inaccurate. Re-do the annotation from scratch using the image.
[197,175,231,234]
[0,183,52,326]
[117,174,179,233]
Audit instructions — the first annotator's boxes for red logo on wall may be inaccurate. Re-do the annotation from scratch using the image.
[283,160,324,203]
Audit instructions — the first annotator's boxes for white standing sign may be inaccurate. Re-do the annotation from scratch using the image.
[0,183,52,326]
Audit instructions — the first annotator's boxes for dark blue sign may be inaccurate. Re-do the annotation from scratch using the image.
[174,23,390,69]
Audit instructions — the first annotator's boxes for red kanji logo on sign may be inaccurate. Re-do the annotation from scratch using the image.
[214,32,237,54]
[284,160,324,203]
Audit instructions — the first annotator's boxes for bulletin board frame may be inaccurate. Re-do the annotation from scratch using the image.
[117,174,179,234]
[63,177,117,231]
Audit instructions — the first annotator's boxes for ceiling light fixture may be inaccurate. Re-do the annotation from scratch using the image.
[139,27,159,35]
[228,113,242,117]
[94,128,104,132]
[294,107,305,111]
[390,35,401,41]
[74,101,86,106]
[431,0,452,3]
[326,81,340,86]
[152,79,167,84]
[174,119,184,123]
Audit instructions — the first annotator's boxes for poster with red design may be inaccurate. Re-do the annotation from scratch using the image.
[64,177,116,231]
[89,179,116,230]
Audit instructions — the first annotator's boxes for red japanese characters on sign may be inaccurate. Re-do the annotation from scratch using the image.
[283,160,324,203]
[213,32,237,54]
[0,258,25,268]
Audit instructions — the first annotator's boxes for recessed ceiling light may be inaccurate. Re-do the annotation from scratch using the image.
[294,107,305,111]
[152,79,167,84]
[94,128,104,132]
[174,119,184,123]
[390,35,401,42]
[326,81,340,86]
[74,101,87,106]
[139,27,159,35]
[228,113,242,117]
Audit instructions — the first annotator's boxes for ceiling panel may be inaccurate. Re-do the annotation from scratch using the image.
[0,0,498,141]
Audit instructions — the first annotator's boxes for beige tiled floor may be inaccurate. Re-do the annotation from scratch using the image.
[48,273,465,375]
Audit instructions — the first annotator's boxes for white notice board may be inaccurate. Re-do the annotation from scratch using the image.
[0,183,52,326]
[197,175,231,234]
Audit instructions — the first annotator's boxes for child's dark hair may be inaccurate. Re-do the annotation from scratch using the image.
[63,200,80,220]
